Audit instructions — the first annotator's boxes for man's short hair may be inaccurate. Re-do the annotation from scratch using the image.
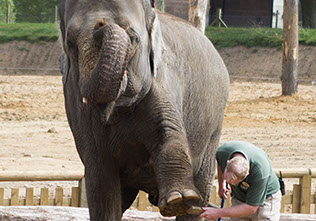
[226,156,249,181]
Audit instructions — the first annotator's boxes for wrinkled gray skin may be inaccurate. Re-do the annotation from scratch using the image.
[59,0,229,220]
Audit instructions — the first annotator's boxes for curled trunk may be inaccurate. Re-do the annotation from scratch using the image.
[79,24,131,104]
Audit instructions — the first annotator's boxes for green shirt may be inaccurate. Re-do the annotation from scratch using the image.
[216,141,280,206]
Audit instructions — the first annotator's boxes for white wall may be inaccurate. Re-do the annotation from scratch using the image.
[273,0,284,28]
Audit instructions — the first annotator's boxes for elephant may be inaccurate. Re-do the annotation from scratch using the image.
[58,0,229,220]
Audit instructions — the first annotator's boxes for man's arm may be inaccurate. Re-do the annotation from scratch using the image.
[217,164,230,199]
[200,203,259,220]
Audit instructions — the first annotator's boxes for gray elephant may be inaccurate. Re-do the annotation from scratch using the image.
[59,0,229,220]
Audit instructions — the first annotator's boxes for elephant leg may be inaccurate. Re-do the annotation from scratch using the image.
[85,155,122,221]
[176,126,222,221]
[121,187,139,212]
[155,139,201,217]
[196,126,221,204]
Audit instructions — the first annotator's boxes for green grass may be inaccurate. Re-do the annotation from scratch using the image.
[0,23,59,43]
[205,27,316,50]
[0,23,316,49]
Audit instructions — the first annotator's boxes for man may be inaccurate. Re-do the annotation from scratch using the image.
[200,141,281,221]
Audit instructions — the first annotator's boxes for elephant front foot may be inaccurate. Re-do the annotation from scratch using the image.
[159,189,201,217]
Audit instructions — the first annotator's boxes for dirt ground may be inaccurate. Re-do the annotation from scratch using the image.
[0,75,315,187]
[0,42,315,201]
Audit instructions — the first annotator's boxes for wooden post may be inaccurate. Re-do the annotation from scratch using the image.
[216,9,222,27]
[281,0,299,96]
[79,178,88,208]
[275,10,279,28]
[138,191,147,211]
[280,195,285,212]
[314,194,316,214]
[11,188,19,206]
[299,175,311,214]
[209,185,217,205]
[210,8,228,28]
[292,184,301,213]
[55,6,58,24]
[55,187,63,206]
[224,194,231,208]
[0,188,4,206]
[40,188,49,205]
[71,187,80,207]
[25,188,34,205]
[152,206,159,212]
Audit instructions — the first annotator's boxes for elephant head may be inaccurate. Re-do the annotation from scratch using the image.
[59,0,162,121]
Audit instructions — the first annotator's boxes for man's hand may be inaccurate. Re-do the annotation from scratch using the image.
[200,207,222,220]
[200,203,259,220]
[218,182,230,199]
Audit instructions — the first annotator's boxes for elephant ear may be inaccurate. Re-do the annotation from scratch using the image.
[58,51,70,85]
[149,10,163,78]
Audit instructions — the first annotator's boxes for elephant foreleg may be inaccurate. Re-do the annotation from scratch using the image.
[84,156,122,221]
[175,126,222,221]
[154,139,201,217]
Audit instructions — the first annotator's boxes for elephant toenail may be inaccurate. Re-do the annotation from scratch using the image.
[167,192,182,204]
[159,198,167,209]
[183,189,199,200]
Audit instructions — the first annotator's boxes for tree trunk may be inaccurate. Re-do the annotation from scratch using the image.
[154,0,164,12]
[281,0,299,96]
[188,0,208,34]
[301,0,316,28]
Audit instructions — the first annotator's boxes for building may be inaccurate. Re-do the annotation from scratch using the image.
[209,0,274,27]
[163,0,288,28]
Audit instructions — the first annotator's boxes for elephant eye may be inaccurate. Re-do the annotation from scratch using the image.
[127,27,141,45]
[65,33,78,53]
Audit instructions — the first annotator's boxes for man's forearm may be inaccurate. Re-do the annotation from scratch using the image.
[200,203,259,220]
[220,203,258,218]
[217,164,224,184]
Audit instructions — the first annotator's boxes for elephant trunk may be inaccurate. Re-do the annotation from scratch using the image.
[79,22,131,104]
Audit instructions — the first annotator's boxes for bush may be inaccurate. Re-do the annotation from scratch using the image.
[0,23,58,43]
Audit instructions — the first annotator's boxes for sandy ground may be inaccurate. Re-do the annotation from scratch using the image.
[0,74,315,198]
[0,41,315,204]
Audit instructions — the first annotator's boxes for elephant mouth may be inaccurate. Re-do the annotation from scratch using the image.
[82,69,128,122]
[78,20,133,123]
[99,70,128,122]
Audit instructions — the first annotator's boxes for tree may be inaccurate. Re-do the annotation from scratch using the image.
[188,0,208,33]
[301,0,316,28]
[0,0,16,23]
[281,0,299,96]
[14,0,60,23]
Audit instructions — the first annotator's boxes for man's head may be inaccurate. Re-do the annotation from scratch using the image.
[224,155,249,185]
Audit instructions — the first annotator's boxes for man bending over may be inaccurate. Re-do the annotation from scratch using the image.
[200,141,281,221]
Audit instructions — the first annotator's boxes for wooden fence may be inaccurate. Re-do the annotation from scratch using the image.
[0,171,84,207]
[0,169,315,214]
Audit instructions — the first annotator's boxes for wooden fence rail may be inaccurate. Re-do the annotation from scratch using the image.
[0,169,315,214]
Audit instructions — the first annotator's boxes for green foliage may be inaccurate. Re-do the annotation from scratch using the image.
[0,0,16,23]
[205,27,283,50]
[0,23,58,43]
[299,28,316,45]
[205,27,316,50]
[14,0,61,23]
[0,23,316,48]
